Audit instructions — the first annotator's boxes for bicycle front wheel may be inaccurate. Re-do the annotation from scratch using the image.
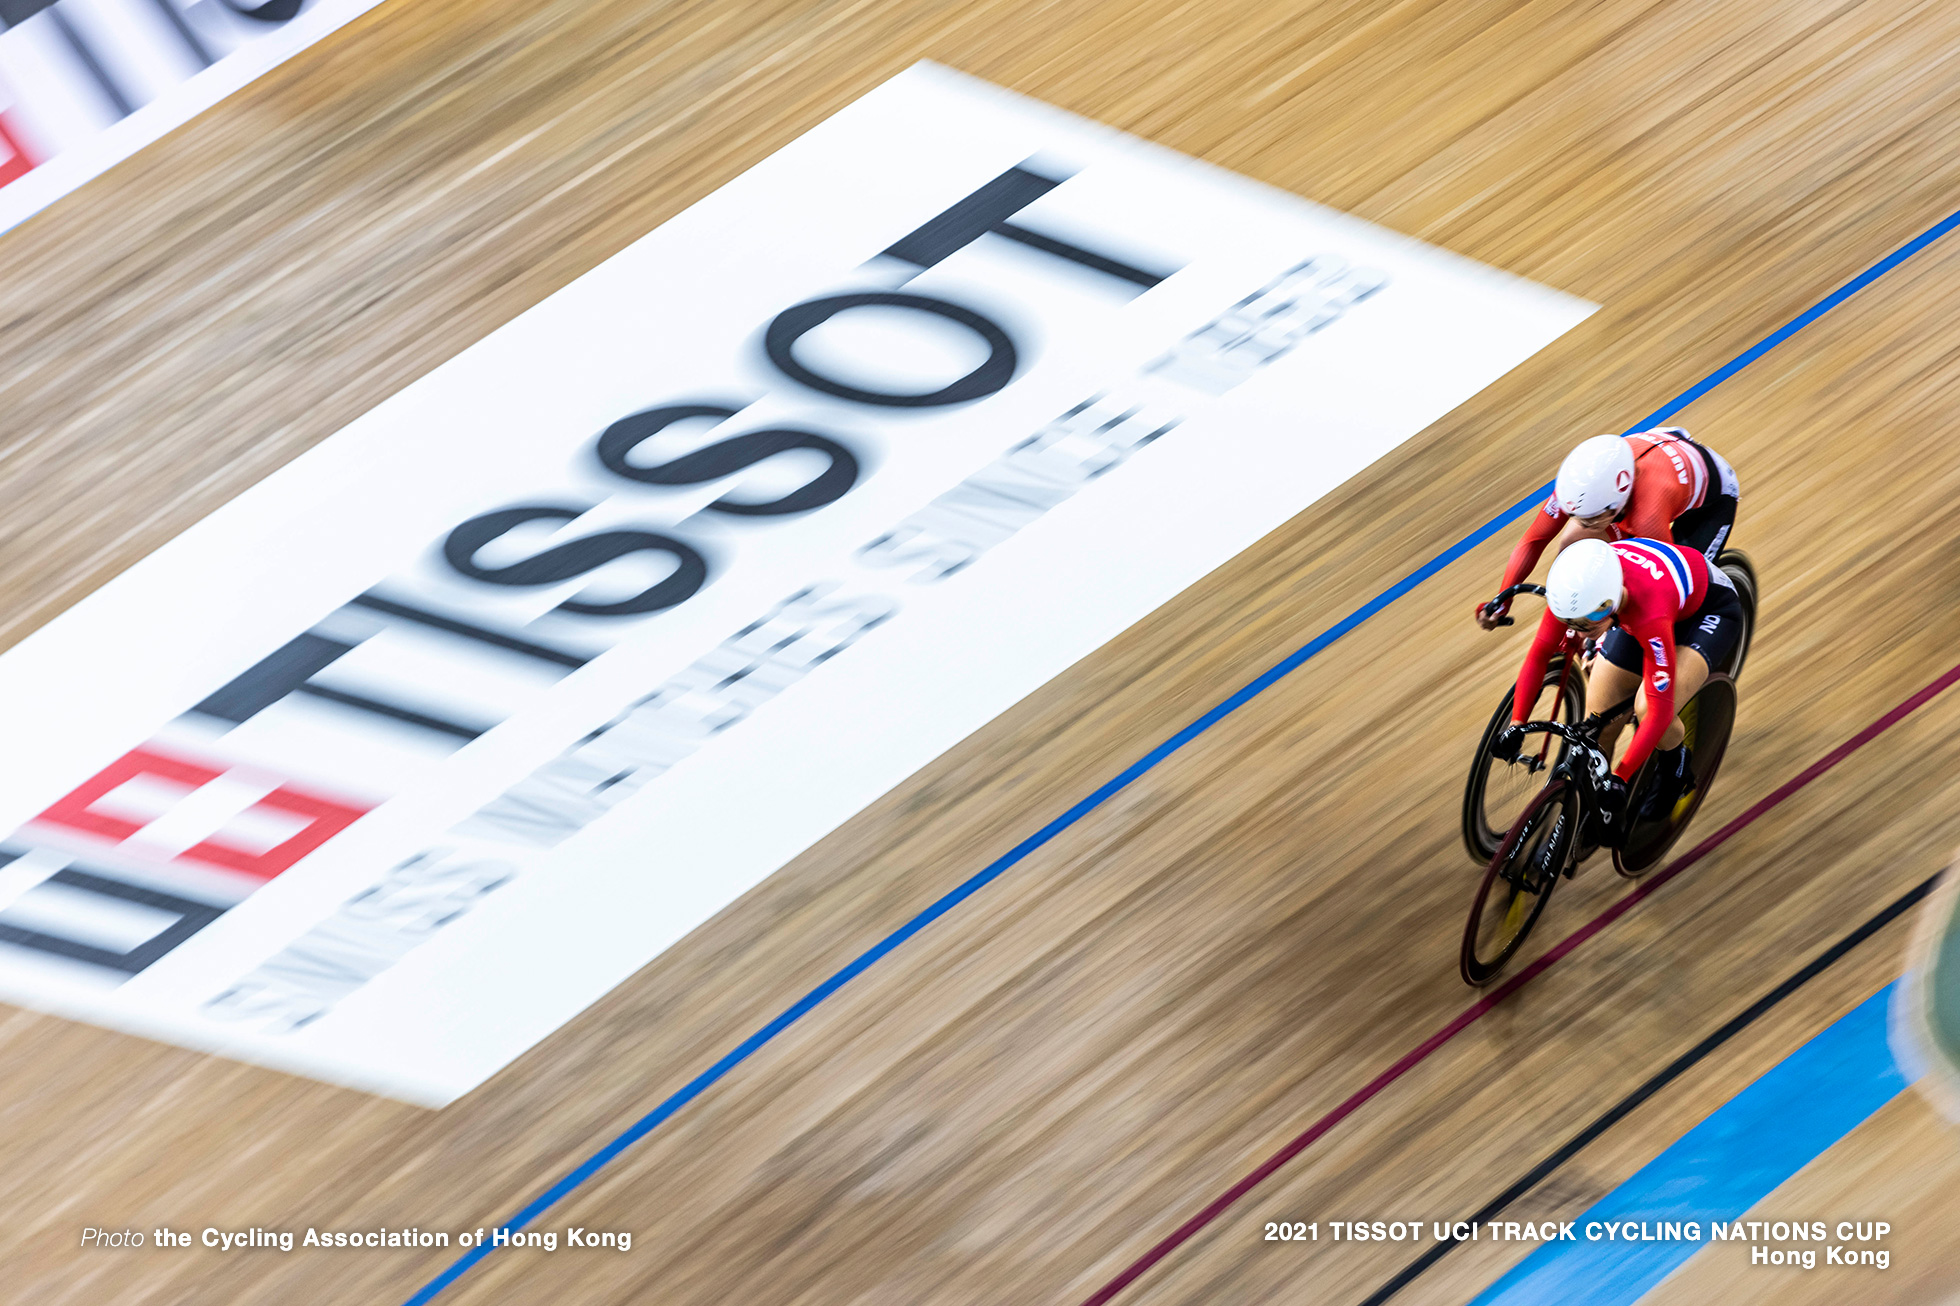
[1462,779,1577,986]
[1462,657,1586,864]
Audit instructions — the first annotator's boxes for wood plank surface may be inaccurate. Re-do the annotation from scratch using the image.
[3,0,1960,1302]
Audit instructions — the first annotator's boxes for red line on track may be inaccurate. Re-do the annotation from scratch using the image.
[1077,660,1960,1306]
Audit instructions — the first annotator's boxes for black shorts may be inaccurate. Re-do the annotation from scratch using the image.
[1600,576,1744,680]
[1671,439,1740,563]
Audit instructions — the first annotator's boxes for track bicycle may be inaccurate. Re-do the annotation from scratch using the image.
[1459,718,1608,984]
[1458,550,1759,985]
[1461,583,1587,865]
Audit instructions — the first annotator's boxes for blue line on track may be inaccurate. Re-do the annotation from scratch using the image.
[1468,984,1906,1306]
[404,203,1960,1305]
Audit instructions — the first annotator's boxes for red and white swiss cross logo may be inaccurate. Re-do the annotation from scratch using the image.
[0,112,35,189]
[34,746,372,880]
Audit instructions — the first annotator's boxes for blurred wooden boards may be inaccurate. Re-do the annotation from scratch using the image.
[5,0,1960,1302]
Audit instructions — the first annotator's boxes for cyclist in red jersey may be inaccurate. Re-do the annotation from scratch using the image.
[1475,428,1740,630]
[1489,536,1743,840]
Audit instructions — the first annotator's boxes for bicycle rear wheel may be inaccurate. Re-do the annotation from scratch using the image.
[1714,549,1758,680]
[1462,657,1586,864]
[1613,676,1738,877]
[1462,780,1578,985]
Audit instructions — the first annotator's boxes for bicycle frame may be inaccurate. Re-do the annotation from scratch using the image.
[1506,719,1615,867]
[1482,581,1591,723]
[1462,584,1591,864]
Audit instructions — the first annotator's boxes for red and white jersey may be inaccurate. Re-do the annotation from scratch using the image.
[1622,427,1715,517]
[1511,538,1711,781]
[1497,428,1731,592]
[1610,536,1710,620]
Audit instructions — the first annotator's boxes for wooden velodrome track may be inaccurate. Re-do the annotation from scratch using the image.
[7,0,1960,1301]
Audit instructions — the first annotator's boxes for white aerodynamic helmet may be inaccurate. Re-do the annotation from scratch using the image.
[1545,538,1625,622]
[1555,434,1637,519]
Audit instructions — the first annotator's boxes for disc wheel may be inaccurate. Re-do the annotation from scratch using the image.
[1714,549,1758,680]
[1462,657,1586,865]
[1462,780,1577,985]
[1613,676,1738,878]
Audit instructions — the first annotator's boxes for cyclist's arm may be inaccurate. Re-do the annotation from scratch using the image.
[1498,498,1566,591]
[1509,610,1565,725]
[1616,621,1678,781]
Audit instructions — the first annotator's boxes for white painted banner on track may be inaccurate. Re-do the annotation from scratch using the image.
[0,0,390,236]
[0,64,1594,1104]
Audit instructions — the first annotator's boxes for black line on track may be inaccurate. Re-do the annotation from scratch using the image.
[1355,871,1942,1306]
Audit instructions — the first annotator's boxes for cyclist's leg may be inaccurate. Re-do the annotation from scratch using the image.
[1590,626,1642,759]
[1595,621,1711,761]
[1675,576,1744,686]
[1632,645,1709,823]
[1631,588,1731,750]
[1650,647,1711,749]
[1581,638,1642,849]
[1636,582,1741,820]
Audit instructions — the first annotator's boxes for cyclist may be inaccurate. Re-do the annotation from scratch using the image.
[1490,536,1743,840]
[1475,427,1740,631]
